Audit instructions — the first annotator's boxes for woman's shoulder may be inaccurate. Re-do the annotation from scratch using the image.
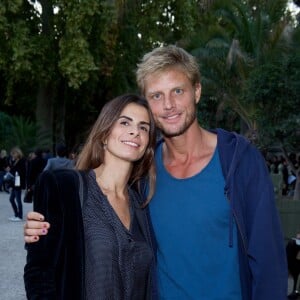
[38,170,83,205]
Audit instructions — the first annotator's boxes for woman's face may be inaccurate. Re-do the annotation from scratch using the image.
[11,151,18,160]
[104,103,151,163]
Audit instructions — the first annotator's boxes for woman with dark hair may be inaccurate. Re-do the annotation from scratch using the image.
[24,94,157,299]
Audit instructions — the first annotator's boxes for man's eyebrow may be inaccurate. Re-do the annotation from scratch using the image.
[119,115,150,126]
[146,91,160,96]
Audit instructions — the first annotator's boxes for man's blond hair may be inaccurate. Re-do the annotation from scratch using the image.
[136,45,201,95]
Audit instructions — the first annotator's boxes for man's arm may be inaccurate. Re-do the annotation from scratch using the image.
[243,147,288,300]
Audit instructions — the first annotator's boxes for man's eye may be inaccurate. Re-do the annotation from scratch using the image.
[151,93,161,100]
[175,89,183,95]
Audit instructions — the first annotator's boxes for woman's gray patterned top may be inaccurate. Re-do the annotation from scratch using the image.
[83,170,153,299]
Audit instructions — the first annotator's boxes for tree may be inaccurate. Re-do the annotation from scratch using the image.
[186,0,300,198]
[188,0,294,138]
[0,0,203,151]
[243,49,300,200]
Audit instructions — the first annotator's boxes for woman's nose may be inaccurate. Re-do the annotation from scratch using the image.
[129,126,140,136]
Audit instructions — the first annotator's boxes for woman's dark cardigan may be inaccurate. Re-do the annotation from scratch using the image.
[24,169,157,299]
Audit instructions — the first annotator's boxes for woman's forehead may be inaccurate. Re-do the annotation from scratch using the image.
[119,103,150,122]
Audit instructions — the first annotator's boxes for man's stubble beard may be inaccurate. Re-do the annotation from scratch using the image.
[155,107,197,138]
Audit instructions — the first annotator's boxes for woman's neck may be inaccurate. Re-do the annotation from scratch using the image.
[94,163,131,197]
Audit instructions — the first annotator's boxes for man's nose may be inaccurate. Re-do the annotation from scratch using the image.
[163,95,175,109]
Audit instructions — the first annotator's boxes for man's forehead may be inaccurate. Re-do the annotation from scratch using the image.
[144,73,189,93]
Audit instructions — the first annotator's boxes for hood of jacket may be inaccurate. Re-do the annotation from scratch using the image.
[214,128,251,188]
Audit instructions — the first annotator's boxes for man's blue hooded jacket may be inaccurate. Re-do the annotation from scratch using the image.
[215,128,287,300]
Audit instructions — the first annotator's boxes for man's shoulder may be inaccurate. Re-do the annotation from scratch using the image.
[214,128,251,149]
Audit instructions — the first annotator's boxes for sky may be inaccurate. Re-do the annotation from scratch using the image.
[288,0,300,15]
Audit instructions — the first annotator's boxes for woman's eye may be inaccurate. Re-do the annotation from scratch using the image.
[120,121,129,126]
[140,126,149,132]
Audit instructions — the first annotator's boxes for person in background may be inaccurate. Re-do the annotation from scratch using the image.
[0,149,9,192]
[7,147,26,221]
[24,94,157,299]
[43,143,74,171]
[24,45,287,299]
[68,145,81,163]
[42,148,52,161]
[286,233,300,299]
[25,149,47,202]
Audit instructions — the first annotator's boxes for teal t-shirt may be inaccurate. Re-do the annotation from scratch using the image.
[149,143,242,299]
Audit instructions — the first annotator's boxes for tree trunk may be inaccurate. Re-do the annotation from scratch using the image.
[35,0,55,149]
[36,83,54,148]
[55,83,66,144]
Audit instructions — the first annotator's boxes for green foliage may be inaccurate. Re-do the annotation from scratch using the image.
[59,36,98,88]
[138,0,199,44]
[0,0,298,152]
[243,55,300,149]
[9,116,38,152]
[0,111,13,150]
[0,111,51,154]
[56,0,104,88]
[0,0,42,104]
[189,0,297,144]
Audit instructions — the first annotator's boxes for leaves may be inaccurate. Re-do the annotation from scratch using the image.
[59,36,98,88]
[0,0,299,153]
[0,112,50,153]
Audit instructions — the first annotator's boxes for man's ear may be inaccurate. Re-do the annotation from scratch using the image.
[195,83,201,104]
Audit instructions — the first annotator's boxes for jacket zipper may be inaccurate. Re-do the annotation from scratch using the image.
[224,188,248,253]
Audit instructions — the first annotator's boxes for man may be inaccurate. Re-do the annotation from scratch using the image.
[136,45,287,299]
[43,143,74,171]
[24,45,287,299]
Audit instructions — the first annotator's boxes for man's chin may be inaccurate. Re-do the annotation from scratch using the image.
[160,128,186,138]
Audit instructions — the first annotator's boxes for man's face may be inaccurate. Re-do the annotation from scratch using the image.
[144,68,201,138]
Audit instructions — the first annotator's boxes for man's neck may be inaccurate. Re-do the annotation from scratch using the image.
[161,125,217,178]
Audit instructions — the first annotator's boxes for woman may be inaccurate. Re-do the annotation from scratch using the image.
[7,147,26,221]
[24,94,157,299]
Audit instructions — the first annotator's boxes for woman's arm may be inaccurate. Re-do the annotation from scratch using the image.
[24,171,63,298]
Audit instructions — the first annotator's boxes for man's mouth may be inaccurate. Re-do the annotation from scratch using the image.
[163,112,181,121]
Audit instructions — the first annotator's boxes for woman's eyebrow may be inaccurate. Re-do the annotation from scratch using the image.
[119,115,150,126]
[140,121,150,127]
[119,115,132,121]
